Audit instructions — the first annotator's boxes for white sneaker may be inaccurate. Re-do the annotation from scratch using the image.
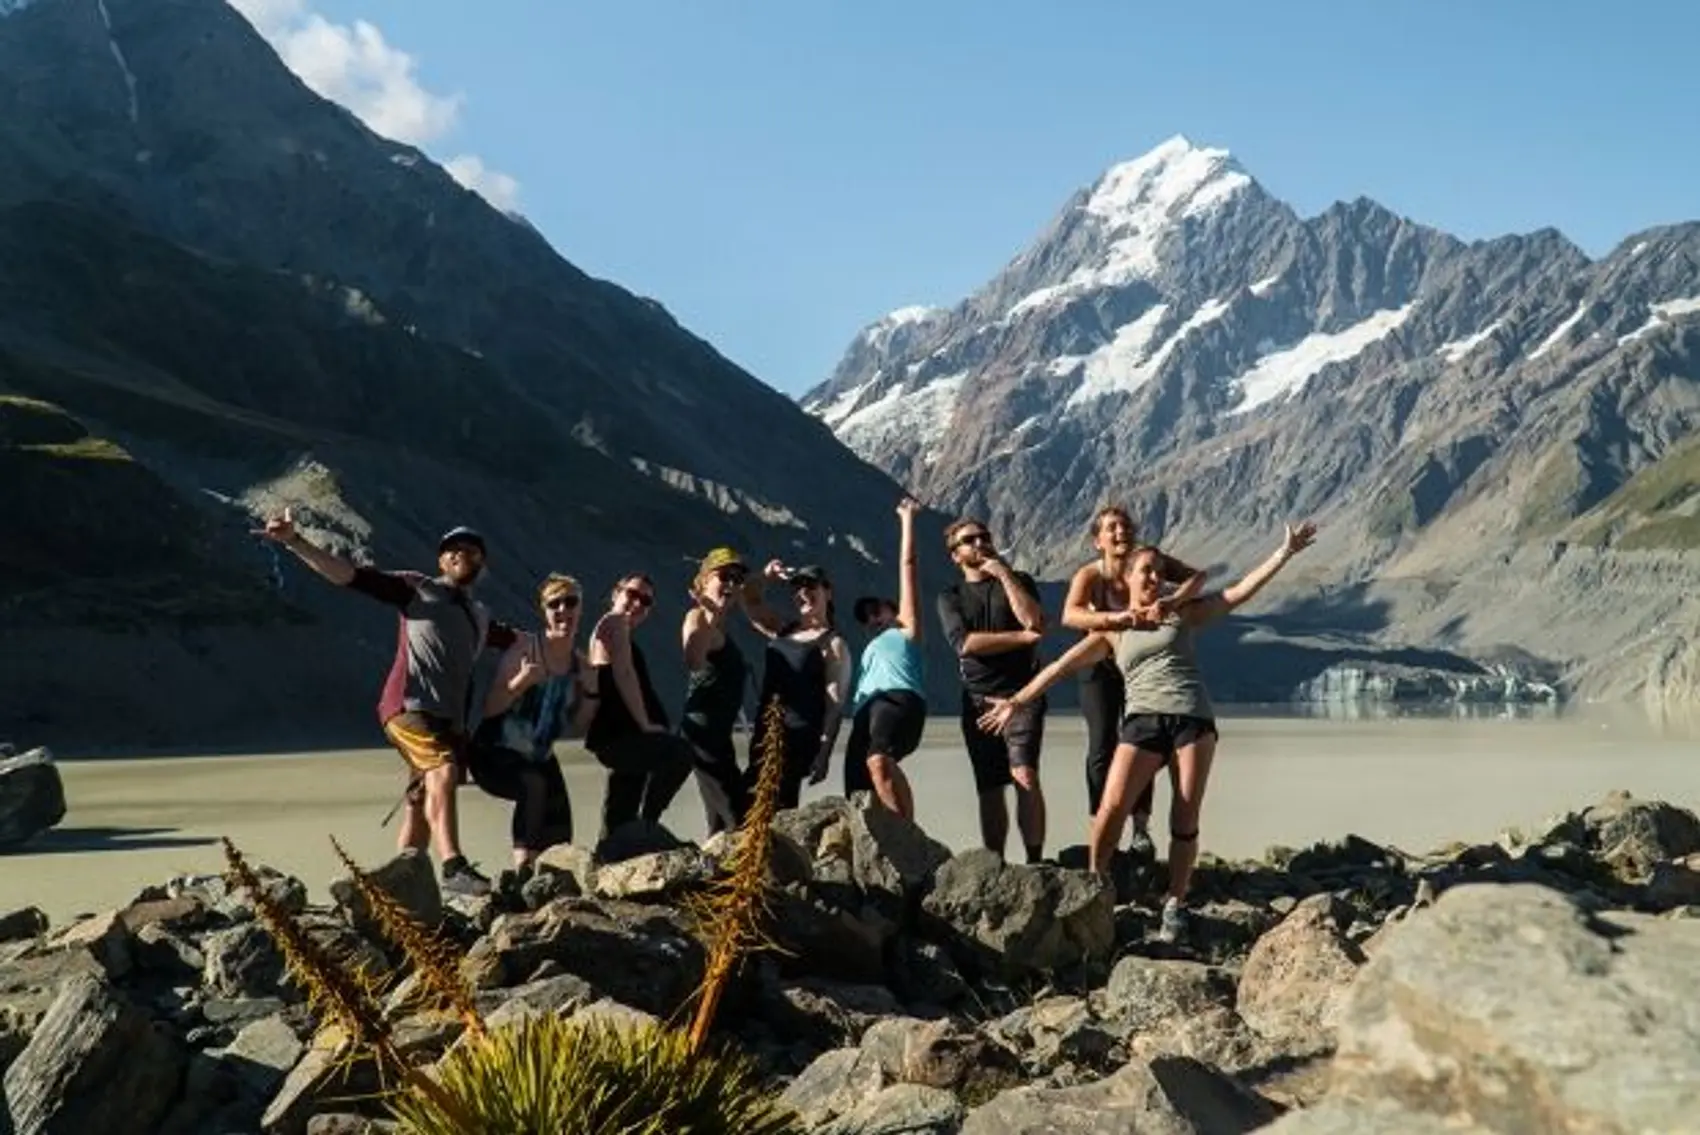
[1156,897,1188,944]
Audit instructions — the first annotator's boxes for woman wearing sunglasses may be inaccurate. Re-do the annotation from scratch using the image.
[584,572,695,846]
[680,547,755,835]
[470,573,594,875]
[744,559,851,810]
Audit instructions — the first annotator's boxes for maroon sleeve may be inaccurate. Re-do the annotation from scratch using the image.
[486,621,519,651]
[345,567,420,610]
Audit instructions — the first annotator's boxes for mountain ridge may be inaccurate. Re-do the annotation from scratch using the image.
[803,135,1700,703]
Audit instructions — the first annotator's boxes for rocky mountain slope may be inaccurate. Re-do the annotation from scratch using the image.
[804,136,1700,702]
[0,0,964,747]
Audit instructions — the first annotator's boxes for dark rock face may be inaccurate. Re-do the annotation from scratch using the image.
[0,0,963,747]
[803,136,1700,706]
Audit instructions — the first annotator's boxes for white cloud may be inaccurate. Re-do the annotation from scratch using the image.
[229,0,520,210]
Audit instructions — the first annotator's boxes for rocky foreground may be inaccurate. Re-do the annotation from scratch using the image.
[2,789,1700,1134]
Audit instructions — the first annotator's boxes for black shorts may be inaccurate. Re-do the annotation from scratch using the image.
[844,691,927,794]
[960,691,1045,793]
[1119,713,1217,762]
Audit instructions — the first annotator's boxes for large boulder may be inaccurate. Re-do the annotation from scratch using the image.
[959,1054,1279,1134]
[1581,791,1700,881]
[0,748,66,848]
[919,850,1114,979]
[328,848,442,941]
[1235,893,1365,1046]
[1318,881,1700,1131]
[2,973,184,1135]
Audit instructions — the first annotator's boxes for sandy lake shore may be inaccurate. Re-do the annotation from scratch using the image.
[4,712,1698,925]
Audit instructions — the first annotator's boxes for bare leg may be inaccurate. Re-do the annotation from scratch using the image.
[1089,743,1165,873]
[1165,734,1217,903]
[421,763,463,863]
[978,789,1009,858]
[1012,765,1046,862]
[866,754,914,820]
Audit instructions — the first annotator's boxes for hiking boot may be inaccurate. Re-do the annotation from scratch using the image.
[441,858,492,897]
[1155,897,1189,945]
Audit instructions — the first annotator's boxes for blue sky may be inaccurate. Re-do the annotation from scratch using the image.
[238,0,1699,397]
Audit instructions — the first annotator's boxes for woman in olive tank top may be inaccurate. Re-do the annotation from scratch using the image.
[980,521,1318,945]
[1061,505,1205,854]
[680,546,754,835]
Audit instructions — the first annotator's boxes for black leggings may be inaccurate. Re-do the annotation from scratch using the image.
[466,745,573,852]
[683,721,748,838]
[588,731,695,840]
[1081,661,1154,819]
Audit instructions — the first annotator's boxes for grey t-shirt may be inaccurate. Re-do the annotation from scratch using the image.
[1114,616,1213,719]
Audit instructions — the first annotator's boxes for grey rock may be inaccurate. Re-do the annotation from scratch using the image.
[589,846,714,901]
[890,938,969,1008]
[919,850,1114,979]
[258,1036,379,1135]
[959,1053,1279,1134]
[214,1015,302,1097]
[1647,854,1700,910]
[473,972,597,1024]
[1100,954,1236,1031]
[859,1016,1019,1094]
[781,1046,887,1129]
[0,910,46,945]
[847,795,953,908]
[1323,882,1700,1130]
[758,976,905,1049]
[328,848,443,942]
[47,911,131,980]
[769,883,897,986]
[1261,1098,1490,1134]
[0,748,65,848]
[305,1116,396,1135]
[131,924,205,979]
[0,950,104,1073]
[827,1082,964,1134]
[1234,893,1365,1045]
[1,973,183,1135]
[701,827,814,887]
[1583,790,1700,880]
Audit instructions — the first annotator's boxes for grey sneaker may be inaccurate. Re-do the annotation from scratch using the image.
[1156,898,1189,944]
[441,859,492,897]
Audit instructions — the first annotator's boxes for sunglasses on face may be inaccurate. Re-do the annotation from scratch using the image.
[622,587,654,609]
[953,531,992,550]
[714,567,747,585]
[544,595,581,612]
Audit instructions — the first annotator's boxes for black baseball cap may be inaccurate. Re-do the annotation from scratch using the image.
[788,564,830,587]
[438,526,487,555]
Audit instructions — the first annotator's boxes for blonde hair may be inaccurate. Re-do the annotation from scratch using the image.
[536,572,580,609]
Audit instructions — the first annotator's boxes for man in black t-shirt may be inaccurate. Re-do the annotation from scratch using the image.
[936,517,1049,863]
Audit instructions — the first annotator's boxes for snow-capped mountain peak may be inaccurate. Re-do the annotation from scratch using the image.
[1084,134,1250,228]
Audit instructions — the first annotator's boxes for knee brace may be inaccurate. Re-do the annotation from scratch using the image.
[1170,828,1199,843]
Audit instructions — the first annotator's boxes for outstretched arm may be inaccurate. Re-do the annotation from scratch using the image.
[896,497,923,641]
[977,633,1114,733]
[254,507,357,587]
[1184,522,1317,626]
[740,560,789,638]
[1158,552,1208,611]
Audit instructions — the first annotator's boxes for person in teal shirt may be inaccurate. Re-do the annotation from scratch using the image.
[845,496,928,818]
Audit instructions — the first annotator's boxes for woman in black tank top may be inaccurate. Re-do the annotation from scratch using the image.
[743,559,851,810]
[584,572,694,847]
[680,547,754,835]
[1061,506,1205,852]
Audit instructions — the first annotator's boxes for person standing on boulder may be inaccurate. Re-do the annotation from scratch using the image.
[844,496,928,819]
[1062,506,1205,857]
[469,572,595,879]
[253,509,514,896]
[743,561,852,810]
[583,572,696,848]
[680,547,755,835]
[979,521,1318,943]
[936,517,1050,864]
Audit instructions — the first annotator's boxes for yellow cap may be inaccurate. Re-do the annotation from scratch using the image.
[698,547,746,575]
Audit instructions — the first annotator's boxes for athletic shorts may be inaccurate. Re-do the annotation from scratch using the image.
[1118,713,1217,763]
[382,710,464,775]
[844,690,927,795]
[960,691,1045,794]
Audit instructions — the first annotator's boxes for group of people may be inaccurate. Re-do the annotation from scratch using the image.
[255,496,1314,943]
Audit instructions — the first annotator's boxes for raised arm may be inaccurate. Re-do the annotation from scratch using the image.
[986,560,1046,633]
[896,497,922,641]
[1184,522,1317,626]
[593,614,659,732]
[254,507,358,588]
[1160,552,1208,610]
[482,634,540,720]
[809,635,853,784]
[740,560,789,639]
[977,633,1115,734]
